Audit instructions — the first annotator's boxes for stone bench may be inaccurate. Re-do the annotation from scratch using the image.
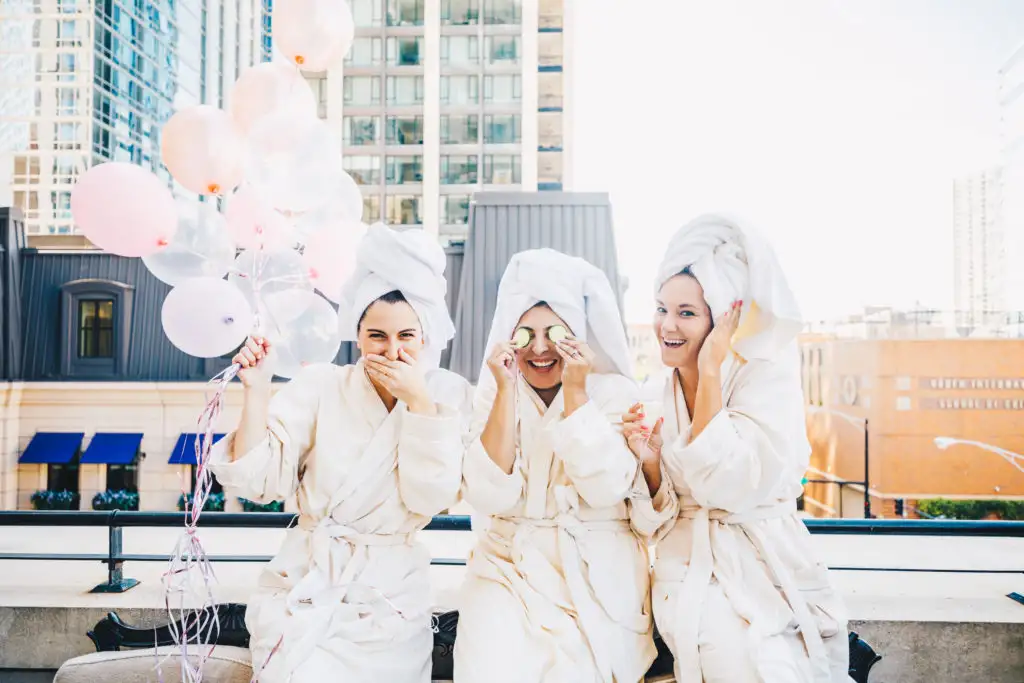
[52,603,881,682]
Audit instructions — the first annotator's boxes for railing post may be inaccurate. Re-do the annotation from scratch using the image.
[90,510,139,593]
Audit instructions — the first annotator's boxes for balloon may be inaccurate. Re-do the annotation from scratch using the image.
[293,170,363,242]
[70,162,178,257]
[161,105,244,196]
[273,0,355,72]
[301,222,366,303]
[142,200,236,286]
[262,289,341,378]
[246,111,345,212]
[229,62,317,135]
[228,248,312,329]
[161,277,254,358]
[225,185,295,250]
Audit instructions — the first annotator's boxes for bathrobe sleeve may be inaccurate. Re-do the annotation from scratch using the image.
[461,378,526,516]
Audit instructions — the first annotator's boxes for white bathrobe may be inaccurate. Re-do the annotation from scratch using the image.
[210,362,471,683]
[453,248,675,683]
[649,214,852,683]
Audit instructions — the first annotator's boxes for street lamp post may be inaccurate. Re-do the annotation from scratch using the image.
[806,406,872,519]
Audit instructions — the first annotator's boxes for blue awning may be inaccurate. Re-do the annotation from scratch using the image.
[168,433,225,465]
[80,433,143,465]
[18,432,85,464]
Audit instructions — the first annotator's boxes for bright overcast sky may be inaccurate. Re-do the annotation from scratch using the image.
[570,0,1024,324]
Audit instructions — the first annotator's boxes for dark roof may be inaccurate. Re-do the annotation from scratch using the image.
[447,192,623,382]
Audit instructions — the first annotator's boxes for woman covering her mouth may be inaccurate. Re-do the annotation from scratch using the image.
[623,214,853,682]
[454,248,671,683]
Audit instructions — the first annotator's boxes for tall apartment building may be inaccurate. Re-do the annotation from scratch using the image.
[952,168,1004,334]
[0,0,266,238]
[301,0,573,244]
[999,42,1024,313]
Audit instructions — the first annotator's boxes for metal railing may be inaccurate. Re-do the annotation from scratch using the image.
[0,511,1022,603]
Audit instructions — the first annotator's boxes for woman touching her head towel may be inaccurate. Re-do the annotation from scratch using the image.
[208,224,471,683]
[624,214,853,683]
[453,248,674,683]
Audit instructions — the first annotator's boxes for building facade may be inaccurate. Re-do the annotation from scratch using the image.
[0,0,266,238]
[952,168,1005,335]
[799,335,1024,519]
[999,42,1024,314]
[301,0,573,244]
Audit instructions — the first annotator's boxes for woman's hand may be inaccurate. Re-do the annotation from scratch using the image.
[697,300,742,376]
[622,403,663,464]
[485,341,517,391]
[554,337,595,393]
[365,349,435,414]
[233,337,274,389]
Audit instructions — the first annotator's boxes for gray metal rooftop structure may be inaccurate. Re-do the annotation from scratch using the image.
[446,192,624,383]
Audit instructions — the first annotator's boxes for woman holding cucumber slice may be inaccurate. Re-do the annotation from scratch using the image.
[453,248,675,683]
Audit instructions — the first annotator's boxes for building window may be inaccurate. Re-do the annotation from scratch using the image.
[386,36,424,66]
[441,155,479,184]
[386,115,424,145]
[346,36,384,66]
[485,35,520,65]
[484,154,521,184]
[61,280,134,378]
[441,194,472,225]
[386,195,422,225]
[78,299,114,358]
[191,467,224,495]
[441,0,479,24]
[363,195,382,222]
[441,75,479,105]
[344,76,382,106]
[387,76,425,105]
[107,463,139,491]
[484,74,521,102]
[441,114,479,144]
[484,114,521,143]
[387,0,424,26]
[440,36,479,65]
[344,155,382,185]
[484,0,520,24]
[386,155,424,184]
[48,463,80,499]
[343,116,380,146]
[352,0,384,26]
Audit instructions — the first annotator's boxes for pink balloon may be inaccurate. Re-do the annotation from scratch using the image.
[273,0,355,71]
[161,105,244,196]
[225,185,295,250]
[70,162,178,257]
[229,62,317,135]
[301,222,366,303]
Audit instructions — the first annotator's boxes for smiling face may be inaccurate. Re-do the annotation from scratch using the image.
[514,303,571,391]
[654,273,713,369]
[356,292,424,362]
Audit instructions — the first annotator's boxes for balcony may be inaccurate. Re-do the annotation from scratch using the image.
[0,512,1021,681]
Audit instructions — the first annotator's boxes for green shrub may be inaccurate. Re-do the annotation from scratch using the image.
[177,492,225,512]
[91,489,139,511]
[30,489,80,510]
[916,499,1024,520]
[239,498,284,512]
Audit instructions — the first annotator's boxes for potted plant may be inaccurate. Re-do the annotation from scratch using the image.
[239,497,285,513]
[177,492,226,512]
[30,489,80,510]
[92,489,140,511]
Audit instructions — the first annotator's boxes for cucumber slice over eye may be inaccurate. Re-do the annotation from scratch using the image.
[511,327,531,349]
[547,325,569,344]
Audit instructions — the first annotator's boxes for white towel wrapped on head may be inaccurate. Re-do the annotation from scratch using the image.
[338,223,455,367]
[655,213,802,361]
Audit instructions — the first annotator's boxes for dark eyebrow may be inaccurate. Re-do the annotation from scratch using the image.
[679,303,699,310]
[399,328,418,334]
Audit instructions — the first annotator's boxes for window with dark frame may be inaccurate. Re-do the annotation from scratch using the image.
[47,462,80,494]
[191,466,224,495]
[106,463,139,491]
[78,298,114,359]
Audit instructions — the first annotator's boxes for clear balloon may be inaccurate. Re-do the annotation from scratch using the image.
[143,199,236,286]
[262,289,341,378]
[225,185,295,251]
[301,222,366,303]
[273,0,355,72]
[294,170,363,242]
[161,105,245,196]
[228,248,312,330]
[70,162,178,257]
[229,62,317,135]
[246,111,345,213]
[161,277,254,358]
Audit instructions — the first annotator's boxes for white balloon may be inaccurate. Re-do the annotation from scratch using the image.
[161,277,254,358]
[143,200,235,286]
[294,170,364,242]
[228,248,312,332]
[263,289,341,378]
